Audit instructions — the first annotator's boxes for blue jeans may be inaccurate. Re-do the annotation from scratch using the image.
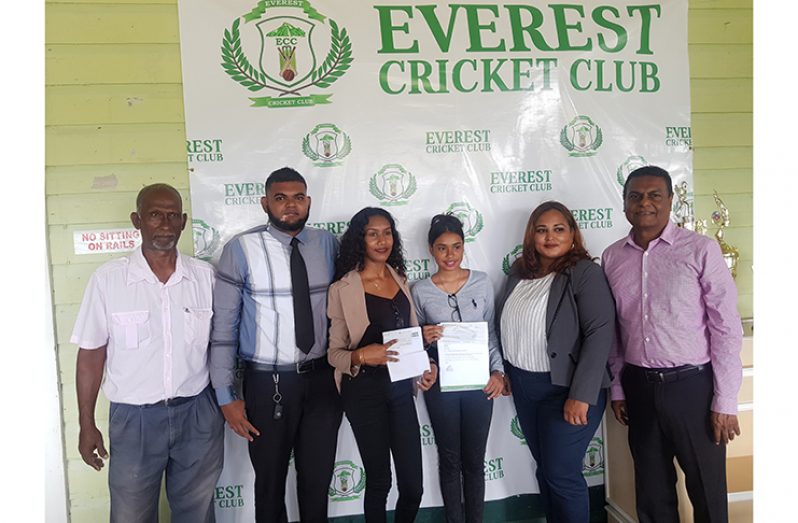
[424,382,493,523]
[507,365,606,523]
[108,386,224,523]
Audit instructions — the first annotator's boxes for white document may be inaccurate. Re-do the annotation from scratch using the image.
[383,326,430,382]
[437,322,490,392]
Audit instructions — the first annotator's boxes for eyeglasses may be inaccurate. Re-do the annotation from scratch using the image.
[390,299,406,329]
[447,294,462,322]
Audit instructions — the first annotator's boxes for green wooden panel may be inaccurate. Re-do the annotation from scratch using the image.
[48,191,147,224]
[56,304,80,345]
[46,162,189,195]
[46,44,182,85]
[46,84,185,126]
[66,459,109,500]
[46,3,179,44]
[694,195,751,225]
[692,113,752,147]
[693,146,752,169]
[691,78,752,113]
[48,220,195,266]
[688,44,753,78]
[690,0,752,8]
[45,123,186,166]
[693,168,752,193]
[688,9,752,44]
[52,264,105,305]
[736,294,752,318]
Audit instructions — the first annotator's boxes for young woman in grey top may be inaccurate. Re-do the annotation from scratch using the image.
[411,214,505,523]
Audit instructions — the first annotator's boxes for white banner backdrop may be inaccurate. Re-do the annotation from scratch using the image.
[177,1,692,519]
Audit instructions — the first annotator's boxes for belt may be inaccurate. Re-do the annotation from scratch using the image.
[634,363,708,384]
[142,393,197,408]
[246,356,330,375]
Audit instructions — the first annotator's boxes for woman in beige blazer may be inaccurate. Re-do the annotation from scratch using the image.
[327,207,436,523]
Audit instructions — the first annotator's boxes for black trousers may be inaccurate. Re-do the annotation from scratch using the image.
[244,364,343,523]
[423,382,492,523]
[341,367,423,523]
[622,364,728,523]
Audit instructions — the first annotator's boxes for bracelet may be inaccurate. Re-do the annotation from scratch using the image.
[357,350,365,366]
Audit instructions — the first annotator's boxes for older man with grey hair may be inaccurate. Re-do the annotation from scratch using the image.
[72,184,224,522]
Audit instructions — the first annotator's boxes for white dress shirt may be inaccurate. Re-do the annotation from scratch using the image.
[71,247,215,405]
[500,273,555,372]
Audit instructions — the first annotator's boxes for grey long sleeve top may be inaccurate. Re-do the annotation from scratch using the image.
[410,270,504,374]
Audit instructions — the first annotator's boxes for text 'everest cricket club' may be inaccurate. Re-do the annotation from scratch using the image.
[221,1,353,108]
[375,4,663,95]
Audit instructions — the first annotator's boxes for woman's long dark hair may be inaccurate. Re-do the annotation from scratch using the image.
[334,207,406,281]
[511,201,590,279]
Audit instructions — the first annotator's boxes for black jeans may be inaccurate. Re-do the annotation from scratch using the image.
[341,366,423,523]
[244,365,343,523]
[423,382,492,523]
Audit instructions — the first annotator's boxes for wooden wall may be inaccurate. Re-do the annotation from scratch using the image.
[45,0,753,519]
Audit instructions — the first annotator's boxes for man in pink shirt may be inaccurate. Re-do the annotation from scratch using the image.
[602,166,742,523]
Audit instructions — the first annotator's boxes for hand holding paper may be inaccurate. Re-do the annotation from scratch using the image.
[383,327,430,382]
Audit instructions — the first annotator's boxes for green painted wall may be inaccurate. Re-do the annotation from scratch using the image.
[45,0,753,520]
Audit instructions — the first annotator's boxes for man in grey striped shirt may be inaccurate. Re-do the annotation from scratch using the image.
[210,167,342,522]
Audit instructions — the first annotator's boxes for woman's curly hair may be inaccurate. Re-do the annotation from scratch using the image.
[334,207,406,281]
[511,200,591,279]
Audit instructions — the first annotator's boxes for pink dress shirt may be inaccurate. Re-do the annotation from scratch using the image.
[602,221,742,414]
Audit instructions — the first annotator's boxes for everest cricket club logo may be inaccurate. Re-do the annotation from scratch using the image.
[328,460,366,502]
[582,437,605,477]
[445,202,484,243]
[192,219,221,261]
[616,155,648,187]
[484,456,505,481]
[369,164,417,206]
[502,244,523,275]
[302,123,352,166]
[510,416,527,446]
[221,1,353,108]
[560,115,603,157]
[215,484,245,509]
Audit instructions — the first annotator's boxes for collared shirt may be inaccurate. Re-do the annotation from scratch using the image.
[70,247,215,405]
[500,273,555,373]
[210,224,338,405]
[602,221,742,414]
[411,270,504,374]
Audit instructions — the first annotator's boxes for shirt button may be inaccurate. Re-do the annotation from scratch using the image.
[644,293,648,298]
[645,337,650,342]
[644,252,649,257]
[645,314,649,320]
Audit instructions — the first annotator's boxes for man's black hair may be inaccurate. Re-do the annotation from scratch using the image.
[623,165,673,199]
[265,167,307,194]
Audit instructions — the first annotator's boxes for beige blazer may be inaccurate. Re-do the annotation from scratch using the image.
[327,266,419,385]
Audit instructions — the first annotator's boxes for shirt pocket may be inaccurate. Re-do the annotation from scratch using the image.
[184,308,213,351]
[111,311,151,350]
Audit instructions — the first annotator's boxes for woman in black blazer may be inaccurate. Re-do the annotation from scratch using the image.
[496,201,615,523]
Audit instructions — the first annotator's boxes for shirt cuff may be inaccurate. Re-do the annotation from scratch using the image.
[610,383,626,402]
[215,386,238,406]
[711,395,738,415]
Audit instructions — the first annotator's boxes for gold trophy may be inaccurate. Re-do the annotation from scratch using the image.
[711,191,740,279]
[674,181,707,234]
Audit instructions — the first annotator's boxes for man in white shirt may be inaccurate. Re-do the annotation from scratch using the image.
[71,184,224,523]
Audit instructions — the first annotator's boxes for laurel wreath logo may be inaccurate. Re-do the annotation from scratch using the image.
[221,17,352,96]
[328,461,366,499]
[560,116,603,156]
[369,166,417,205]
[502,245,523,275]
[301,131,352,162]
[510,416,527,445]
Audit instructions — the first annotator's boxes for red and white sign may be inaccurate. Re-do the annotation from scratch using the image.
[73,228,141,255]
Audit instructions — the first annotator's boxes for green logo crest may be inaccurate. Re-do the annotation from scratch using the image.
[369,164,417,206]
[302,123,352,166]
[445,202,484,243]
[221,1,353,108]
[616,155,648,187]
[510,416,527,445]
[560,115,603,157]
[328,460,366,501]
[192,219,221,261]
[502,244,523,275]
[582,437,604,477]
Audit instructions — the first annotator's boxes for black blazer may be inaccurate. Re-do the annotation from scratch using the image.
[496,259,615,405]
